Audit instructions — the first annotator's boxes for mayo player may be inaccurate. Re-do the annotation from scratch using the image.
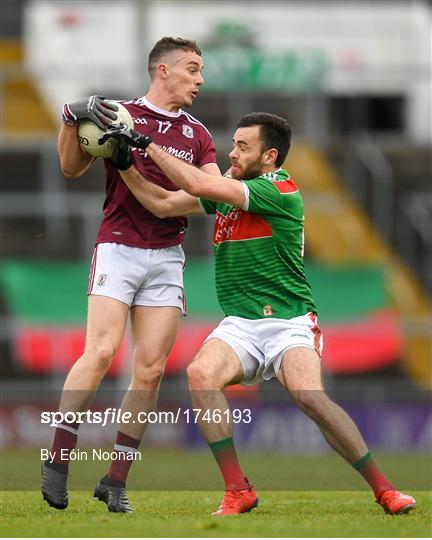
[99,112,416,517]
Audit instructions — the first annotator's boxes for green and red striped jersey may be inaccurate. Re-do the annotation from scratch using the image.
[200,168,316,320]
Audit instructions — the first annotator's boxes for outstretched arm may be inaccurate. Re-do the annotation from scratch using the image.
[98,126,245,207]
[145,144,245,207]
[120,166,203,218]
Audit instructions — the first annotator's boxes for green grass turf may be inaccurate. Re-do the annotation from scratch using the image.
[1,449,431,491]
[1,490,431,537]
[1,450,431,537]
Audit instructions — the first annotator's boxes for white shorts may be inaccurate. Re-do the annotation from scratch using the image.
[205,313,323,385]
[88,242,185,312]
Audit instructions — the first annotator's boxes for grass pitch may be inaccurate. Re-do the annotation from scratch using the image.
[1,450,431,537]
[1,490,431,537]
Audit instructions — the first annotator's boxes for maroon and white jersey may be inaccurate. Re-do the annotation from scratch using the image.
[96,96,217,249]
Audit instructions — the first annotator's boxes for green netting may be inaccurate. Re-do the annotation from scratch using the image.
[0,259,389,324]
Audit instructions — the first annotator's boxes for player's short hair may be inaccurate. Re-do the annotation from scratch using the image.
[148,37,202,79]
[237,112,292,167]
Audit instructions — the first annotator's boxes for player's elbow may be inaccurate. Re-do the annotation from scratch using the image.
[61,165,80,179]
[59,153,93,178]
[60,160,86,179]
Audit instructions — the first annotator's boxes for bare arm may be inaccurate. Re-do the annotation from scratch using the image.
[200,162,222,176]
[145,144,245,207]
[120,166,203,218]
[58,124,95,178]
[97,125,239,205]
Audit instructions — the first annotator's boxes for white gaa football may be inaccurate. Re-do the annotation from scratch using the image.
[78,101,134,158]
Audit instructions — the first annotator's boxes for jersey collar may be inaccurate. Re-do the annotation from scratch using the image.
[261,168,288,180]
[140,96,182,118]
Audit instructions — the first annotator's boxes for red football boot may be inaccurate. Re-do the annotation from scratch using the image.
[212,479,258,516]
[378,490,416,514]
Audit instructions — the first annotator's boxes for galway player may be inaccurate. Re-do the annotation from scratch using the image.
[98,113,416,516]
[41,37,220,513]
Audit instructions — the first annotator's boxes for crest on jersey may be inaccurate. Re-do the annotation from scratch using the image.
[263,304,273,316]
[182,125,194,139]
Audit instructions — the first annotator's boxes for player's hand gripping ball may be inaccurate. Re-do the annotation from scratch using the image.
[98,124,153,170]
[78,102,134,158]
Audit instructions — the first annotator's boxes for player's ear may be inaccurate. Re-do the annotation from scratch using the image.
[263,148,278,166]
[158,63,169,80]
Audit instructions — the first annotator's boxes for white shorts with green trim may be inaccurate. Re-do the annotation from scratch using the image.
[205,313,323,385]
[88,242,185,313]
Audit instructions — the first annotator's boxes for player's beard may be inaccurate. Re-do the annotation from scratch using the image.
[232,157,263,181]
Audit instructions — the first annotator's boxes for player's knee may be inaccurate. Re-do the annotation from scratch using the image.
[293,390,327,418]
[186,362,201,387]
[84,342,117,374]
[133,361,165,389]
[187,361,219,390]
